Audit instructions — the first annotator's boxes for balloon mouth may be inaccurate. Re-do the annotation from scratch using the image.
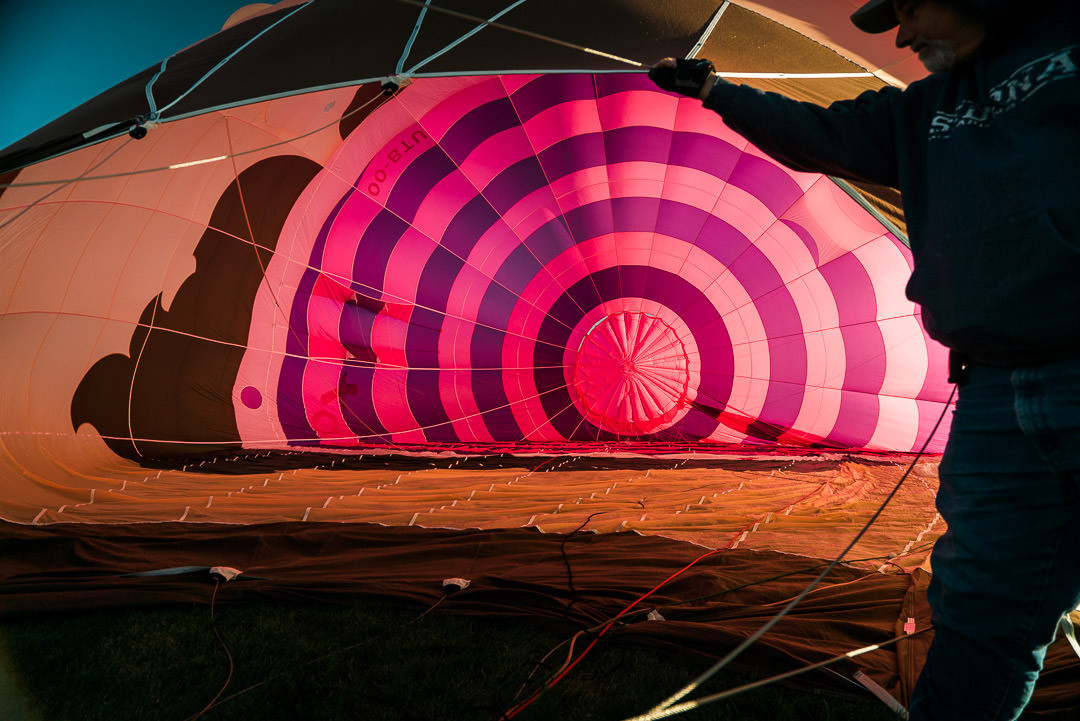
[570,311,692,436]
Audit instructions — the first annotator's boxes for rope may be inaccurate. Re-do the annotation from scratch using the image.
[627,383,956,719]
[624,628,932,721]
[155,2,315,119]
[404,0,532,75]
[392,0,644,68]
[397,0,432,74]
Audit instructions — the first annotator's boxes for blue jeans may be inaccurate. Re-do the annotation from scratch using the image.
[909,357,1080,721]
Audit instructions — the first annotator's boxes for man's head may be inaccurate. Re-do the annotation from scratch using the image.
[851,0,986,73]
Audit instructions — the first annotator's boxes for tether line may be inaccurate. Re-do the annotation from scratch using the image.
[625,383,957,719]
[391,0,645,67]
[405,0,531,75]
[397,0,432,73]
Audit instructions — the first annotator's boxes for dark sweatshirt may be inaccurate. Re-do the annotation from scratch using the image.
[702,1,1080,365]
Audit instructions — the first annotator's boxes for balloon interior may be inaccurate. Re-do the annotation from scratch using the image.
[1,0,1076,713]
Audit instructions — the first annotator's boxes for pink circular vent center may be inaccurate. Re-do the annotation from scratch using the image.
[571,311,692,436]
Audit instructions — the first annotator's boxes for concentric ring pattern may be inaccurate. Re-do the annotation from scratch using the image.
[236,73,951,453]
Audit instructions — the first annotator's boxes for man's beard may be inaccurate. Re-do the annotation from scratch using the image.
[919,43,959,73]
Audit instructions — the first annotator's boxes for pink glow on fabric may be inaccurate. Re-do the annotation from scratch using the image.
[302,276,354,442]
[571,311,694,435]
[500,233,749,442]
[578,314,685,429]
[233,73,952,453]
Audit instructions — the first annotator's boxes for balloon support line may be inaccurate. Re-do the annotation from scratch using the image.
[5,172,911,381]
[4,104,908,389]
[17,334,953,448]
[396,0,431,75]
[153,2,317,119]
[688,2,730,61]
[29,450,942,546]
[4,69,941,461]
[392,0,875,79]
[0,84,390,189]
[391,0,645,68]
[402,0,532,75]
[497,472,929,721]
[0,139,133,232]
[6,305,952,452]
[626,382,957,719]
[624,628,932,721]
[371,83,594,334]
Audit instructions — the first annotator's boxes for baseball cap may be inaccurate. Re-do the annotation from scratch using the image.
[851,0,900,33]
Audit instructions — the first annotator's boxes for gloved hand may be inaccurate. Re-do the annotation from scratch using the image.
[648,58,716,99]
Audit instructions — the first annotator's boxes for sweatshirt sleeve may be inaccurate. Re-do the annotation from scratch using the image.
[702,78,904,189]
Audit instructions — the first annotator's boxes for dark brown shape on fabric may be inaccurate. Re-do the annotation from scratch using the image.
[70,155,321,459]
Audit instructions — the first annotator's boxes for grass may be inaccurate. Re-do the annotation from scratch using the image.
[0,596,901,721]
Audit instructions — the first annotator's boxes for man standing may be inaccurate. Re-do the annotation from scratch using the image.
[650,1,1080,719]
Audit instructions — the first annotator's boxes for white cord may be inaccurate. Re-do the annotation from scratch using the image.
[626,384,956,719]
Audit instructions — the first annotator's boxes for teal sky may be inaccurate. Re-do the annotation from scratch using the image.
[0,0,254,150]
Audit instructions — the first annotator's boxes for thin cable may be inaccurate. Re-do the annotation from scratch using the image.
[495,536,939,716]
[396,0,432,74]
[0,138,130,232]
[156,2,314,118]
[611,543,938,622]
[623,627,933,721]
[126,292,160,459]
[404,0,531,75]
[505,629,587,713]
[2,85,389,188]
[411,591,450,622]
[186,581,235,721]
[145,57,170,119]
[560,511,605,605]
[499,542,732,719]
[640,384,958,715]
[392,0,644,67]
[688,2,730,60]
[222,112,390,446]
[186,591,450,718]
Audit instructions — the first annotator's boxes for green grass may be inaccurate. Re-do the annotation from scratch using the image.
[0,598,900,721]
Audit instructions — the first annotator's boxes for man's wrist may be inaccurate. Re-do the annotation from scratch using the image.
[698,72,718,100]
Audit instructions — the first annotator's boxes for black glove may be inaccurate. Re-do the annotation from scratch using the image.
[648,58,715,99]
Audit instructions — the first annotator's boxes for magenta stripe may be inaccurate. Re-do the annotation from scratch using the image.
[530,266,731,440]
[781,219,821,265]
[440,98,519,164]
[819,253,886,447]
[510,74,597,123]
[385,147,456,221]
[274,73,944,452]
[668,131,742,179]
[604,126,671,164]
[594,72,654,97]
[537,133,606,182]
[728,153,804,218]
